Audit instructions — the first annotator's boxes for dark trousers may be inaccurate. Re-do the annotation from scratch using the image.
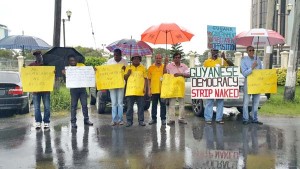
[151,94,166,120]
[126,96,144,124]
[70,88,89,123]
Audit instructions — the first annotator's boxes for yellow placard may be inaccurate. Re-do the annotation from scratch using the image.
[21,66,55,92]
[161,74,185,98]
[247,69,277,94]
[125,71,145,96]
[95,64,125,90]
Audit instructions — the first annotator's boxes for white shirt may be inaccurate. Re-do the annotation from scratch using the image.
[107,57,128,66]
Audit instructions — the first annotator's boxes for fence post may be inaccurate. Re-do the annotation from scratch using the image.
[17,55,24,72]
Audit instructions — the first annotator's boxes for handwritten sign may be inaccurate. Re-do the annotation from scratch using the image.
[161,74,185,98]
[247,69,277,94]
[66,66,95,88]
[125,71,145,96]
[21,66,55,92]
[95,64,125,90]
[207,25,236,50]
[190,67,239,99]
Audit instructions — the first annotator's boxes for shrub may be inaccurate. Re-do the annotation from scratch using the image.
[85,56,107,66]
[51,86,70,112]
[276,69,300,86]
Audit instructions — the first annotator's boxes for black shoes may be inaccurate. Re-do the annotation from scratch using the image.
[139,122,146,126]
[148,120,157,125]
[252,121,263,125]
[167,120,175,125]
[71,123,78,128]
[84,121,93,126]
[243,121,250,125]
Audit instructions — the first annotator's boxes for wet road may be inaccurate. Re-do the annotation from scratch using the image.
[0,106,300,169]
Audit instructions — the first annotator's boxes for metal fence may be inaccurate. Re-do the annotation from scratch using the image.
[0,59,35,71]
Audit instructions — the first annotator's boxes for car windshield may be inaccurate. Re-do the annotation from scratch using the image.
[0,72,20,83]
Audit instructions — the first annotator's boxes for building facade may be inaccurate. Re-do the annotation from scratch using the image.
[0,24,8,40]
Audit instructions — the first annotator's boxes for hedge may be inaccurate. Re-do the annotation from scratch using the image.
[276,69,300,86]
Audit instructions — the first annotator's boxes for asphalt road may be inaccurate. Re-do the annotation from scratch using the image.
[0,105,299,169]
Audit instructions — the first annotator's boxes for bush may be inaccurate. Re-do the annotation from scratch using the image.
[276,69,300,86]
[85,56,107,66]
[51,86,70,112]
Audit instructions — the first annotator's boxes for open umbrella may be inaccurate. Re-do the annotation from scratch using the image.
[0,35,51,55]
[43,47,84,77]
[106,38,153,57]
[233,28,285,56]
[141,23,194,56]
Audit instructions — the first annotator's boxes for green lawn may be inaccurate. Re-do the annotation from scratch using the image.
[260,86,300,117]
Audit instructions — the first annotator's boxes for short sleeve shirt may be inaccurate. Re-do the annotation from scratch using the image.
[203,57,228,67]
[148,64,164,94]
[166,62,189,75]
[107,58,128,66]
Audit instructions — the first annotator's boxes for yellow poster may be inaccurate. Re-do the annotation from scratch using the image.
[96,64,125,90]
[150,73,162,94]
[21,66,55,92]
[125,71,145,96]
[161,74,185,98]
[247,69,277,94]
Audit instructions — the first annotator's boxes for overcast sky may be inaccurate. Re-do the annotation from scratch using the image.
[1,0,251,54]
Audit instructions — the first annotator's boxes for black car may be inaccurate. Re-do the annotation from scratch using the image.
[0,71,29,117]
[90,84,151,114]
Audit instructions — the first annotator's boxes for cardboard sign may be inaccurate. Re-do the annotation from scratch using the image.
[125,71,145,96]
[161,74,185,98]
[247,69,277,94]
[95,64,125,90]
[66,66,95,88]
[207,25,236,50]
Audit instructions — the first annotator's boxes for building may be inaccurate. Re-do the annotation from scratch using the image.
[0,24,8,40]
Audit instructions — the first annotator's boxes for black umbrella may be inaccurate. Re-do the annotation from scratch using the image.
[43,47,85,77]
[0,35,51,55]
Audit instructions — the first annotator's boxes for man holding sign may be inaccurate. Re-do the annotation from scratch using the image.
[107,49,128,126]
[203,48,234,124]
[124,56,147,127]
[240,46,263,125]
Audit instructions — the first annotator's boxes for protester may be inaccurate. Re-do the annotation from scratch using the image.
[29,50,51,129]
[64,55,93,128]
[165,52,190,125]
[147,54,167,125]
[203,48,234,124]
[240,46,263,125]
[124,56,147,127]
[106,49,127,126]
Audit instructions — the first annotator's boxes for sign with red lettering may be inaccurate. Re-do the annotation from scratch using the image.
[190,67,239,99]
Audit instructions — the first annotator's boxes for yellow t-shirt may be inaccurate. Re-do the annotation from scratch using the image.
[125,64,147,96]
[148,64,164,94]
[125,64,147,78]
[203,57,228,67]
[76,63,85,66]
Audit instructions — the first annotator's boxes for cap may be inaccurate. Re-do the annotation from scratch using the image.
[33,50,42,56]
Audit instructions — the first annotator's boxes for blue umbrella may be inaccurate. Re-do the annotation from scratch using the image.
[0,35,51,55]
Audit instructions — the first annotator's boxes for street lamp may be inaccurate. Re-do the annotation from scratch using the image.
[101,44,106,51]
[62,10,72,47]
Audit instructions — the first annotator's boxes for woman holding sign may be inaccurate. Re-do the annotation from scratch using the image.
[124,56,148,127]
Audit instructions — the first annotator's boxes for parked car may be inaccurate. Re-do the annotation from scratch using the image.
[90,83,151,114]
[0,71,30,117]
[184,75,268,117]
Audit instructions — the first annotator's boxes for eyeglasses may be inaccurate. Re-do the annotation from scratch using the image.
[248,49,255,52]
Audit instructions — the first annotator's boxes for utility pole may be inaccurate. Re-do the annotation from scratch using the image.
[53,0,62,47]
[284,1,299,101]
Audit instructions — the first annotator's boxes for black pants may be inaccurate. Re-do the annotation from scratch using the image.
[70,88,89,123]
[126,96,144,124]
[151,94,166,120]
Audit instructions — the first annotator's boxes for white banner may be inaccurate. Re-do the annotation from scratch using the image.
[66,66,95,88]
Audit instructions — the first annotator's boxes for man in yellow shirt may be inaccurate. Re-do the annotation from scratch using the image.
[203,48,234,124]
[124,56,148,127]
[147,54,168,125]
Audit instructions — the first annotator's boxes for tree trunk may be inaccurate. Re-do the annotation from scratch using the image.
[284,1,300,101]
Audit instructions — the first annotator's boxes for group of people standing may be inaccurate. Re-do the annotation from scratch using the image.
[30,45,263,130]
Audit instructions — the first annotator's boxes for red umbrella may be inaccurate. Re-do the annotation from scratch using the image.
[141,23,194,56]
[233,28,285,47]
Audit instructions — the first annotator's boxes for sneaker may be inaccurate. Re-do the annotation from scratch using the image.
[252,121,263,125]
[44,123,50,129]
[111,122,117,126]
[139,122,146,126]
[178,119,187,124]
[148,120,157,125]
[35,122,41,129]
[167,120,175,125]
[118,121,124,125]
[161,120,166,125]
[216,121,224,124]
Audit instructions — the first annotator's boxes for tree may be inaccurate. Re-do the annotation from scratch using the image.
[284,2,300,101]
[170,43,184,57]
[74,46,102,57]
[0,49,16,59]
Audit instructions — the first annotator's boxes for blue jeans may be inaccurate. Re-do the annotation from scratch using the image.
[126,96,144,124]
[109,88,124,123]
[204,99,224,121]
[33,92,51,123]
[243,82,260,122]
[151,94,166,121]
[70,88,89,123]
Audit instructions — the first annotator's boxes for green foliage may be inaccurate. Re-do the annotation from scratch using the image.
[85,56,107,66]
[51,86,70,112]
[170,43,184,57]
[0,49,16,59]
[74,46,103,57]
[276,69,300,86]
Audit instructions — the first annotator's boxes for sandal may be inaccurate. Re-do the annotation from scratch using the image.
[216,121,224,124]
[206,121,212,124]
